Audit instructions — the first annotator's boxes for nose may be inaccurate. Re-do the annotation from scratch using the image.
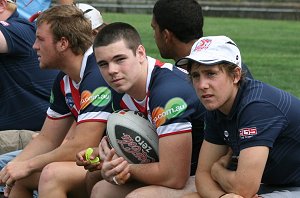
[32,39,38,51]
[107,62,119,75]
[193,77,209,91]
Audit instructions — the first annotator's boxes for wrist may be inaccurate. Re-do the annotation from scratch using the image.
[27,158,39,173]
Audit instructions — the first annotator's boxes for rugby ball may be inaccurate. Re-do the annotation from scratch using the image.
[106,109,159,164]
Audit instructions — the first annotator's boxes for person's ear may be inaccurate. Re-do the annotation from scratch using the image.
[0,0,7,12]
[136,44,146,62]
[162,29,172,43]
[56,37,69,52]
[233,67,242,84]
[92,29,98,37]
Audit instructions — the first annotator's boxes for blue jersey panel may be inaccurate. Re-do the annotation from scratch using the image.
[149,65,206,175]
[0,11,58,130]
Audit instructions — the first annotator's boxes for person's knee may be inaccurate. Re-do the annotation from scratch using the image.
[126,187,150,198]
[91,181,116,198]
[86,170,102,194]
[39,162,60,186]
[90,182,103,198]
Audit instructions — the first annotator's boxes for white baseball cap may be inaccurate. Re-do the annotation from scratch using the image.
[176,35,242,68]
[77,3,103,30]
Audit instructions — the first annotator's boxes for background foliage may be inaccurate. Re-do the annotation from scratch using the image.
[104,13,300,97]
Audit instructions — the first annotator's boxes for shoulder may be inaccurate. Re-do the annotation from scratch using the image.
[150,67,194,97]
[239,79,299,114]
[1,12,36,51]
[82,53,106,83]
[4,11,36,32]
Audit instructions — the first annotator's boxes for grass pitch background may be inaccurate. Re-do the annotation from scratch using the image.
[104,13,300,97]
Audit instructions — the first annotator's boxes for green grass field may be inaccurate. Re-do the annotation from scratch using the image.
[104,12,300,97]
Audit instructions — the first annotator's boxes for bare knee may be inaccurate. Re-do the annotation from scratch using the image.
[91,181,108,198]
[91,181,124,198]
[126,188,143,198]
[126,187,152,198]
[86,170,102,195]
[39,162,60,186]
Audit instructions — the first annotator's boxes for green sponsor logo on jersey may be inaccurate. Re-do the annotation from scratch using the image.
[91,87,112,107]
[50,90,54,104]
[164,97,187,119]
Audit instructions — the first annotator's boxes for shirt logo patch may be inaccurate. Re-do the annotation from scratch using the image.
[0,21,10,26]
[193,39,212,52]
[152,97,187,128]
[80,87,111,110]
[50,90,54,104]
[66,93,74,109]
[239,127,257,139]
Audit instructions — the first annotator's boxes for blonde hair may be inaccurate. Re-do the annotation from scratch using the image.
[7,1,17,12]
[36,5,93,55]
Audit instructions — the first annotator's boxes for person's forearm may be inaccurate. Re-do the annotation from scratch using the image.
[12,134,59,162]
[129,163,189,188]
[212,162,237,192]
[211,162,258,198]
[19,135,91,173]
[28,143,77,172]
[197,171,226,198]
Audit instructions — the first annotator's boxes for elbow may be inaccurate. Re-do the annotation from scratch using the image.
[164,174,189,189]
[232,180,260,198]
[167,180,186,189]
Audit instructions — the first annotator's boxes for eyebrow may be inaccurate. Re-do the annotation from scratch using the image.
[97,54,126,65]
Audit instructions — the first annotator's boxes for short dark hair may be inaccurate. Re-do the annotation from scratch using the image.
[93,22,142,54]
[153,0,204,43]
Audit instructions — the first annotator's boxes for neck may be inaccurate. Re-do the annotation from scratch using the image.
[60,52,84,83]
[128,60,148,101]
[220,86,239,115]
[0,9,13,21]
[172,39,198,62]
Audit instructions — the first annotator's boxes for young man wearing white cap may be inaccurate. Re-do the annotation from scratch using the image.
[176,36,300,198]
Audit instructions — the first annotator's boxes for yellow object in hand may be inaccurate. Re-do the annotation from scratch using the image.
[85,148,100,164]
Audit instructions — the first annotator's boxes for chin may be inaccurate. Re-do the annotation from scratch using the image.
[202,103,218,111]
[112,86,126,94]
[39,64,46,69]
[204,106,215,111]
[115,89,125,94]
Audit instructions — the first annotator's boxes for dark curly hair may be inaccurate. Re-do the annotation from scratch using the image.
[153,0,204,43]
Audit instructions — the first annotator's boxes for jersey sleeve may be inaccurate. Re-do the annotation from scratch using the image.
[47,72,72,119]
[77,63,115,124]
[149,67,202,138]
[0,16,36,55]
